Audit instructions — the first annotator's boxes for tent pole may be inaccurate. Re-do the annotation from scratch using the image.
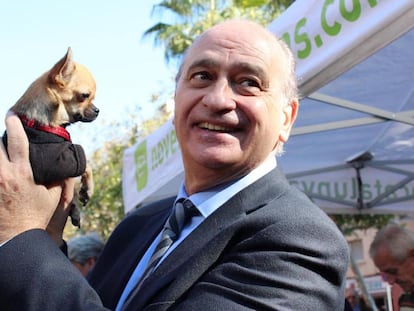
[350,253,378,311]
[355,165,364,209]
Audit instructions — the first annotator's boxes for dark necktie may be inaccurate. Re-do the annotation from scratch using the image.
[121,199,199,310]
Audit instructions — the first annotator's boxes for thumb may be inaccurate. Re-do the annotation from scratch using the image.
[5,111,29,164]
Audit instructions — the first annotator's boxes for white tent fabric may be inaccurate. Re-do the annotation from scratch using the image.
[280,27,414,215]
[269,0,414,215]
[122,0,414,214]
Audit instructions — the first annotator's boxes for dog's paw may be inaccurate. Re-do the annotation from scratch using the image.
[79,186,90,206]
[69,202,81,228]
[79,165,94,206]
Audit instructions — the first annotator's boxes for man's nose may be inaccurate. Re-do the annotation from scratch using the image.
[201,79,236,111]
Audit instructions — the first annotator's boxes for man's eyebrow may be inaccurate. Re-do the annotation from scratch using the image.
[186,59,219,72]
[235,62,267,78]
[186,59,267,78]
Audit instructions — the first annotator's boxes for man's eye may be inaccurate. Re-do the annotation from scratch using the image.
[240,79,260,88]
[234,78,262,96]
[189,71,212,87]
[192,72,210,81]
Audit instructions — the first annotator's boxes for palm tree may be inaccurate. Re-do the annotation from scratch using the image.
[143,0,294,65]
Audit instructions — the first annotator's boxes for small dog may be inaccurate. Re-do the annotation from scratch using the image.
[3,47,99,227]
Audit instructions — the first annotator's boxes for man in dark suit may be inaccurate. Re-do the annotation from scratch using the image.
[0,20,349,310]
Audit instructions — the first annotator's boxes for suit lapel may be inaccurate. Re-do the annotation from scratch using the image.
[89,197,175,309]
[126,168,289,310]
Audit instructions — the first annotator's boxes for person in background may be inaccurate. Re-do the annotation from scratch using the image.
[370,224,414,293]
[68,231,105,277]
[0,19,349,310]
[345,286,361,311]
[370,224,414,310]
[344,297,354,311]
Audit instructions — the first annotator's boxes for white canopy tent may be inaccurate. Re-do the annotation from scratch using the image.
[268,0,414,215]
[122,0,414,215]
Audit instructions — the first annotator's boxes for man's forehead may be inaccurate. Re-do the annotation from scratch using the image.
[183,39,276,71]
[187,23,277,58]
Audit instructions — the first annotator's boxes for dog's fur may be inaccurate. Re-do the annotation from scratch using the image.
[8,47,99,227]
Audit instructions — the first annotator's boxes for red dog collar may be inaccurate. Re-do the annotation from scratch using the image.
[18,114,72,142]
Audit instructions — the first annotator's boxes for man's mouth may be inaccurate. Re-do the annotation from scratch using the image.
[198,122,232,132]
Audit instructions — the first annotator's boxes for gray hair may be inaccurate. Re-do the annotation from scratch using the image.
[369,224,414,263]
[273,36,298,156]
[67,232,105,265]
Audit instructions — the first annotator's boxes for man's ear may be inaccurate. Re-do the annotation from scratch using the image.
[279,98,299,143]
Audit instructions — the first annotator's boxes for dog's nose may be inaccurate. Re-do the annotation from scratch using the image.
[89,104,99,115]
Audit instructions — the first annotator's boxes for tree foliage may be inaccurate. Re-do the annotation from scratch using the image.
[331,214,395,237]
[144,0,294,64]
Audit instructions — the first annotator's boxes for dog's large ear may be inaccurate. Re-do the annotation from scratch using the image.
[48,47,75,88]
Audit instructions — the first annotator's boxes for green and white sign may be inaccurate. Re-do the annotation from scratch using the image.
[123,119,182,212]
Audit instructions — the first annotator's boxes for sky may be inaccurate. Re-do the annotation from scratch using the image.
[0,0,176,154]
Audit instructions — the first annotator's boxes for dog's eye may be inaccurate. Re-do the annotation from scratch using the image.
[78,93,90,101]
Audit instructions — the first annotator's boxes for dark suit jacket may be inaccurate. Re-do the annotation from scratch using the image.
[0,168,349,310]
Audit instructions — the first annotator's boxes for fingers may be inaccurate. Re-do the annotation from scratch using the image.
[5,111,29,164]
[46,178,75,245]
[62,178,76,204]
[47,178,75,207]
[47,182,65,206]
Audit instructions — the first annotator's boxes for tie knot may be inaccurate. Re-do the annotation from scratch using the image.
[181,199,199,219]
[166,199,199,239]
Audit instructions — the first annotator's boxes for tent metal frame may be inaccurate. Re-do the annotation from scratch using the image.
[292,92,414,136]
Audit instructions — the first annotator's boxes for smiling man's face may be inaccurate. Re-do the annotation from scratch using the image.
[173,21,298,195]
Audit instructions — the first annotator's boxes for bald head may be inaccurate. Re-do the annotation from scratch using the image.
[177,20,298,103]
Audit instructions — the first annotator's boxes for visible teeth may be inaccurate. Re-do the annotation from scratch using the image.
[199,122,230,131]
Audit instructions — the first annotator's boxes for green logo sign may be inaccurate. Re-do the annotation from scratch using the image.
[134,140,148,191]
[281,0,378,60]
[151,128,178,170]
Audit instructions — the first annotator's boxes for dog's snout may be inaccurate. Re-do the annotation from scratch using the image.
[74,104,99,123]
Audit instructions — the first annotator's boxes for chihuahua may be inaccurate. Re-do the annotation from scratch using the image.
[3,47,99,227]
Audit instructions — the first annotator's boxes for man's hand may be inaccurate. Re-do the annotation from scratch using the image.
[47,178,76,246]
[0,112,74,243]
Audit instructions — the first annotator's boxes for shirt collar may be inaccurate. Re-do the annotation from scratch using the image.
[177,156,277,218]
